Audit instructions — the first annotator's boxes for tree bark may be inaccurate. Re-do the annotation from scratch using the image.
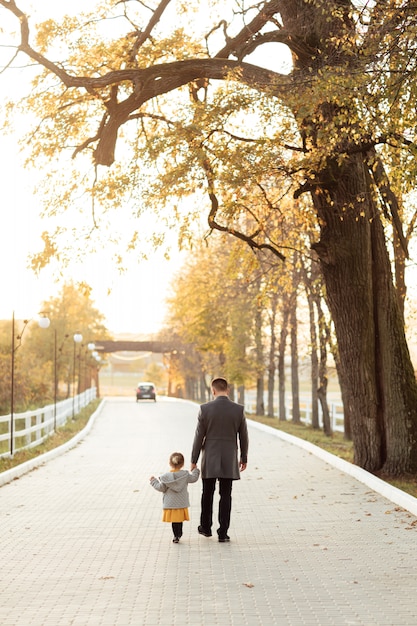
[290,298,301,424]
[255,295,265,416]
[304,278,320,429]
[267,293,278,417]
[311,154,417,473]
[278,301,290,421]
[393,223,407,320]
[237,385,245,406]
[317,305,332,436]
[317,383,331,436]
[256,377,264,416]
[314,281,333,436]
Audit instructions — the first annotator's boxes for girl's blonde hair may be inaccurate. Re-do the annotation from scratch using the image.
[169,452,184,468]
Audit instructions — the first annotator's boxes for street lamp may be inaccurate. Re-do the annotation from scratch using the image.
[94,354,101,398]
[72,332,83,418]
[86,343,96,393]
[51,331,70,432]
[10,312,50,456]
[54,328,57,430]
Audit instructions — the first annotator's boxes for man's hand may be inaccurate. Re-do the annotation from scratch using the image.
[190,463,197,470]
[239,462,247,472]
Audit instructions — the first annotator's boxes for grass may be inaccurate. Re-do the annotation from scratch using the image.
[249,414,417,499]
[0,398,102,475]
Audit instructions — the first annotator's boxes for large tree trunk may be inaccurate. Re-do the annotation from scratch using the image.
[312,154,417,474]
[278,0,417,475]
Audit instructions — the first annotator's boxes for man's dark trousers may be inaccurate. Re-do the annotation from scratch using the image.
[200,477,233,537]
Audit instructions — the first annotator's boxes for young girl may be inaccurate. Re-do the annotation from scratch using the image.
[150,452,200,543]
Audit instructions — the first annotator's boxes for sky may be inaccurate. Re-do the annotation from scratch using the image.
[0,0,189,336]
[0,134,186,335]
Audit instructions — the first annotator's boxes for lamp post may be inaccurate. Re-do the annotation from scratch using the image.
[53,328,57,431]
[10,312,50,456]
[94,354,101,398]
[51,331,70,432]
[77,343,83,410]
[87,343,95,393]
[72,332,83,418]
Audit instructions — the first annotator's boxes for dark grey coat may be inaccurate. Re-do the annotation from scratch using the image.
[191,396,249,480]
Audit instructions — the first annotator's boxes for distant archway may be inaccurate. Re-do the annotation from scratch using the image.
[94,340,180,354]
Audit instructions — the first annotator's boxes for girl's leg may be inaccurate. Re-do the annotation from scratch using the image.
[172,522,183,539]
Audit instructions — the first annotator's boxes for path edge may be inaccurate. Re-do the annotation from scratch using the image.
[249,418,417,517]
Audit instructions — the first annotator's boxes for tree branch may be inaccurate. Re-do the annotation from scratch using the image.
[91,58,290,165]
[204,128,259,143]
[215,0,281,59]
[233,29,316,64]
[202,157,285,261]
[128,0,172,63]
[0,0,291,166]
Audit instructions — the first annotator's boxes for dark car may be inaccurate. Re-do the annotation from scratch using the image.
[136,382,156,402]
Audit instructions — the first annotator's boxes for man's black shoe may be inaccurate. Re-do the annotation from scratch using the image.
[198,526,212,537]
[218,535,230,543]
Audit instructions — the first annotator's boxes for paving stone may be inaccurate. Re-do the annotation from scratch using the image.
[0,397,417,625]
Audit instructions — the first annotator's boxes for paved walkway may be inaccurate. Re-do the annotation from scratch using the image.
[1,397,417,626]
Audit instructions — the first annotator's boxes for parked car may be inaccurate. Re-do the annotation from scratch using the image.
[136,382,156,402]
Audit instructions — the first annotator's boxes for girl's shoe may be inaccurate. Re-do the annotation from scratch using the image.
[173,537,180,543]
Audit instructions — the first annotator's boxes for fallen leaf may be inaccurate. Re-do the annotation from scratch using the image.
[243,582,254,588]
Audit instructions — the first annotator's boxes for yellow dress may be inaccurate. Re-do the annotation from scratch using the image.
[162,469,190,523]
[162,508,190,522]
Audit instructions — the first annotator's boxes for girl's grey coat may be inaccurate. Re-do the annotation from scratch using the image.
[150,468,200,509]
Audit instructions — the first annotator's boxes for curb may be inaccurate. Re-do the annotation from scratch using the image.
[249,418,417,517]
[0,399,106,488]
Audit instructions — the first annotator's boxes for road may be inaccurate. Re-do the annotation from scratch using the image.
[1,396,417,625]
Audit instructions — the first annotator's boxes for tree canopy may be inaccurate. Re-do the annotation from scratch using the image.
[2,1,416,262]
[0,282,110,413]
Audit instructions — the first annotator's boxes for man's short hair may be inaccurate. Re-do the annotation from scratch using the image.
[211,377,228,392]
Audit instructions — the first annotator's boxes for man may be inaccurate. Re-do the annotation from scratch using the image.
[191,377,249,542]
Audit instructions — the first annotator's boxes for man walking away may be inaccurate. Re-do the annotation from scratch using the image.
[191,377,249,542]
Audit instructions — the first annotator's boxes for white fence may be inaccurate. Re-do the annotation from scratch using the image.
[244,393,345,432]
[0,387,97,458]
